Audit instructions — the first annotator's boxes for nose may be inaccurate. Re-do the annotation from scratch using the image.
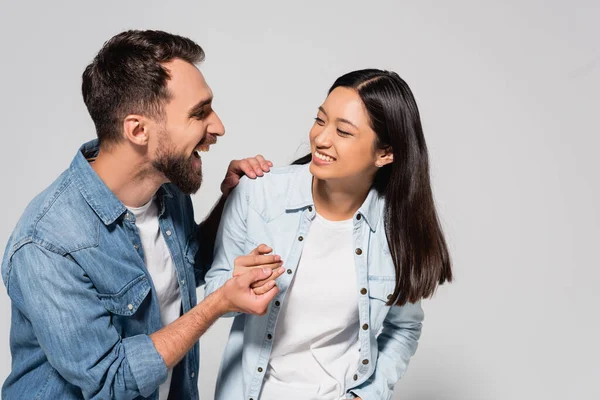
[314,126,333,148]
[209,110,225,137]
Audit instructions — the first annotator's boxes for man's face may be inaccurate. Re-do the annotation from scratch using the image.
[150,59,225,194]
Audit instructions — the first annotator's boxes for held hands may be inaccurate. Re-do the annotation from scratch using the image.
[234,244,285,290]
[221,155,272,197]
[219,245,285,315]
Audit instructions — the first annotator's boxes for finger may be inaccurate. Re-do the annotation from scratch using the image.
[241,262,282,282]
[250,266,285,288]
[253,285,280,315]
[252,279,277,295]
[238,254,281,267]
[239,267,273,287]
[250,244,273,255]
[237,160,257,179]
[246,158,264,177]
[255,155,271,172]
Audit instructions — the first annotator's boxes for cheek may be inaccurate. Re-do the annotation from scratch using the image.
[340,141,374,170]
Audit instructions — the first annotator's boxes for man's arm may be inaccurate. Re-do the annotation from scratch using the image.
[150,267,277,368]
[7,243,278,399]
[196,155,272,272]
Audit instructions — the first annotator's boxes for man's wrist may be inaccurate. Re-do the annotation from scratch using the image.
[204,286,231,316]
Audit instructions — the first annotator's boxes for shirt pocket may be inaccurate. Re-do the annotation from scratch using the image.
[98,274,151,336]
[367,276,396,334]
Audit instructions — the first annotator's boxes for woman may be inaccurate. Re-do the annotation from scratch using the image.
[204,69,452,400]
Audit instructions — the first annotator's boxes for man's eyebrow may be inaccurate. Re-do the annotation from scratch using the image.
[188,97,213,117]
[318,106,358,129]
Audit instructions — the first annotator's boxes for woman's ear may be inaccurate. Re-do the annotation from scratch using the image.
[375,147,394,168]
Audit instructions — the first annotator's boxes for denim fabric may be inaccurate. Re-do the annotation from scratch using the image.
[2,140,205,400]
[205,164,424,400]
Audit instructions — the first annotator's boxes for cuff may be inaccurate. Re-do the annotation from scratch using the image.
[122,334,168,397]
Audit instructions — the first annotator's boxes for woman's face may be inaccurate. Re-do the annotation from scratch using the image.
[309,87,391,183]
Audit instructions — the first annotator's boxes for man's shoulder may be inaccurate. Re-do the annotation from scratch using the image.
[5,168,100,259]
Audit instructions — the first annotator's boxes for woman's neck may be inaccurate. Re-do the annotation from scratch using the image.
[312,176,372,221]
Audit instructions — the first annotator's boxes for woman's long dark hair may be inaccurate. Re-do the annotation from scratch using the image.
[294,69,452,306]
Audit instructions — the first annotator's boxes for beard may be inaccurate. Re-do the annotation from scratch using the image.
[152,131,203,195]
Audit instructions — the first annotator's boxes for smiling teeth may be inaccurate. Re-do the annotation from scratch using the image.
[315,151,334,162]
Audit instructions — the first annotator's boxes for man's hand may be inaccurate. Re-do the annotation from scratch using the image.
[234,244,285,291]
[218,268,280,315]
[221,155,273,196]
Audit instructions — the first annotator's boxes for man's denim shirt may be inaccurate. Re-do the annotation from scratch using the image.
[1,140,205,400]
[204,164,424,400]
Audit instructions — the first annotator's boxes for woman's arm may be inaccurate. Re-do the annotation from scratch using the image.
[350,301,424,400]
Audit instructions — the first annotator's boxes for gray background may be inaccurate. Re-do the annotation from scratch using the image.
[1,1,598,399]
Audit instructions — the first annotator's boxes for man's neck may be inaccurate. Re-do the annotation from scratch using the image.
[90,145,165,208]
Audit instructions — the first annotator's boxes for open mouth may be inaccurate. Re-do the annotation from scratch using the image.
[314,150,336,162]
[193,136,217,159]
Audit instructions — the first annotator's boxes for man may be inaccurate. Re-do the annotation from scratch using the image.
[1,30,282,399]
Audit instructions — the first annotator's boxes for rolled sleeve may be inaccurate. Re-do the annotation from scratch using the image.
[6,243,167,399]
[122,335,168,398]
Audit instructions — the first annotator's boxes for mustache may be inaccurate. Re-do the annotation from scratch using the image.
[198,134,217,147]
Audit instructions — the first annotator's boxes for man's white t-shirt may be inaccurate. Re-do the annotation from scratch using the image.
[127,198,181,400]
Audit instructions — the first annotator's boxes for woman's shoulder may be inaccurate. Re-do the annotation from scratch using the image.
[238,164,308,193]
[235,164,310,215]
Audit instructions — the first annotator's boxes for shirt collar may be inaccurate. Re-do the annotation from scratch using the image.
[70,139,172,226]
[284,164,383,231]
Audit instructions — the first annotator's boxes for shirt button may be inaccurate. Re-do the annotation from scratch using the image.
[298,236,304,241]
[267,334,272,340]
[127,304,133,311]
[133,244,139,250]
[362,359,369,365]
[165,230,172,236]
[308,206,313,212]
[387,294,393,300]
[356,214,362,220]
[286,269,292,274]
[362,323,369,330]
[125,213,131,220]
[181,280,185,286]
[191,372,195,378]
[355,248,363,255]
[275,301,281,307]
[258,367,263,373]
[360,288,367,295]
[353,374,358,381]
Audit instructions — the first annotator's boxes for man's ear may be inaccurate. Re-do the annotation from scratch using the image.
[123,115,148,146]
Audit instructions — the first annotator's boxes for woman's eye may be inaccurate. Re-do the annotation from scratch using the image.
[337,129,352,136]
[314,117,325,125]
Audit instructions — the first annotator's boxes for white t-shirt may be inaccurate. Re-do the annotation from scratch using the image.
[260,213,360,400]
[127,198,182,400]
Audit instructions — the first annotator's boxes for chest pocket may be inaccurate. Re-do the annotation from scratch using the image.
[367,276,396,332]
[98,274,152,336]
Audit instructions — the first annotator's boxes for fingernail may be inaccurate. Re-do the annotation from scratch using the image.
[278,267,285,274]
[274,255,281,261]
